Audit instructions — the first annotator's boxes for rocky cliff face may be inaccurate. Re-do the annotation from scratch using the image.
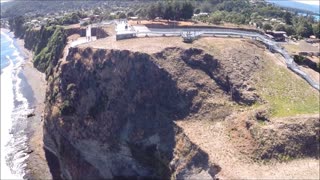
[249,115,319,160]
[42,42,319,179]
[228,111,319,161]
[43,47,232,179]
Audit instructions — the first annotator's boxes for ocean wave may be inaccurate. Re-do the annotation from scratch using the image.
[1,32,30,179]
[0,30,14,46]
[0,60,22,179]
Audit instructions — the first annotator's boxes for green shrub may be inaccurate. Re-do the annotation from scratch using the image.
[293,55,305,64]
[32,26,67,77]
[60,100,75,115]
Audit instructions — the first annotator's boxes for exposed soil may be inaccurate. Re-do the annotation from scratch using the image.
[176,114,320,179]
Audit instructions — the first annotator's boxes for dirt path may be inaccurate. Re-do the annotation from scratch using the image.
[176,118,319,179]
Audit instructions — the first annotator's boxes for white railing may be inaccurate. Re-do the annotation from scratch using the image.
[134,29,319,90]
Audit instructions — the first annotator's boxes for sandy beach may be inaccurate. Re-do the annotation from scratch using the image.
[16,38,52,179]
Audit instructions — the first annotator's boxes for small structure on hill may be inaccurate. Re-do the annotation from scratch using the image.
[266,31,286,41]
[86,24,92,42]
[193,12,209,17]
[306,36,320,43]
[182,31,198,43]
[115,20,136,40]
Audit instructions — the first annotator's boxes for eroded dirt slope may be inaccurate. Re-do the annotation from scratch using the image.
[43,37,319,179]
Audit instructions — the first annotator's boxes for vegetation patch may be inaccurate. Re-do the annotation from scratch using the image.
[255,58,319,117]
[33,26,67,77]
[60,100,75,116]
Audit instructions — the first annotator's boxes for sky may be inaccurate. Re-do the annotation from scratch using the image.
[293,0,320,6]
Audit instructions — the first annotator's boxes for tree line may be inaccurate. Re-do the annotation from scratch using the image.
[189,0,319,38]
[146,1,194,20]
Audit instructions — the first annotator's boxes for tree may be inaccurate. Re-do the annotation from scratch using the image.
[163,4,174,20]
[9,16,26,38]
[76,11,88,19]
[93,8,101,15]
[155,1,164,18]
[296,22,313,37]
[256,21,263,28]
[147,4,157,20]
[136,8,147,18]
[312,23,320,38]
[263,23,273,31]
[172,1,182,20]
[181,2,194,20]
[200,1,212,13]
[250,12,259,19]
[283,11,292,25]
[275,24,286,31]
[127,12,135,17]
[194,8,201,14]
[209,11,223,24]
[285,25,295,36]
[59,13,80,25]
[118,12,126,19]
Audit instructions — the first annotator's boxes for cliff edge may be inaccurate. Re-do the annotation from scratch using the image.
[40,36,319,179]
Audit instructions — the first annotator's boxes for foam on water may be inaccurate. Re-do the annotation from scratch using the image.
[1,60,21,179]
[1,30,31,179]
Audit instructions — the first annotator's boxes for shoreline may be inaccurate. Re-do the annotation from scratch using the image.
[15,36,52,179]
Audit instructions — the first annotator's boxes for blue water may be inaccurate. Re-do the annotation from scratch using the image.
[1,32,14,69]
[1,29,32,179]
[266,0,320,20]
[0,31,25,70]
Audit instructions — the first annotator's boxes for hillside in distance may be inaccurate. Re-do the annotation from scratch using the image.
[266,0,320,14]
[0,0,150,18]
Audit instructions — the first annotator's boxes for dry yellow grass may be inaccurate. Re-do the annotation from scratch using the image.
[79,36,246,55]
[282,44,300,54]
[80,36,319,118]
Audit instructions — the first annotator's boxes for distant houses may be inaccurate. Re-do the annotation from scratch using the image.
[193,12,209,17]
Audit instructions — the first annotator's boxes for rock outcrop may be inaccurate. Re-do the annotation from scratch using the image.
[42,41,319,179]
[250,115,320,160]
[43,47,227,179]
[229,112,320,161]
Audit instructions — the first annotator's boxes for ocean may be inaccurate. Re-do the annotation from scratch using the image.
[266,0,320,20]
[1,29,34,179]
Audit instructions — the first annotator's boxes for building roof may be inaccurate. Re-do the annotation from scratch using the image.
[129,17,139,20]
[272,31,286,34]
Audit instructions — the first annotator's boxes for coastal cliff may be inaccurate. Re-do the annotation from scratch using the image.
[41,43,319,179]
[18,26,319,179]
[43,47,226,179]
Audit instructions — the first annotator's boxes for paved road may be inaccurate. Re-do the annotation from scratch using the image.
[135,28,319,90]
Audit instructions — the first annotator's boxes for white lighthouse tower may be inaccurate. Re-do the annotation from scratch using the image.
[86,24,92,42]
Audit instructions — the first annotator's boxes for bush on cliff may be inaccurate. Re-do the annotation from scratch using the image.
[24,25,56,53]
[8,16,27,38]
[33,26,67,77]
[293,55,305,64]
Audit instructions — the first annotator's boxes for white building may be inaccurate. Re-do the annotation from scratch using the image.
[86,25,92,42]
